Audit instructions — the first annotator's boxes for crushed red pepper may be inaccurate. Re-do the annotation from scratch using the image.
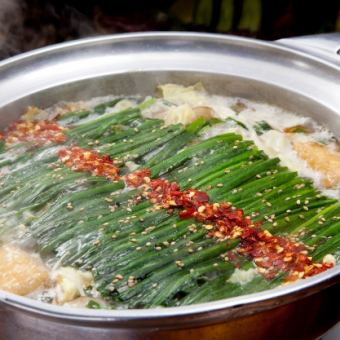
[55,142,334,283]
[125,169,152,187]
[3,120,66,145]
[126,170,333,282]
[58,146,120,181]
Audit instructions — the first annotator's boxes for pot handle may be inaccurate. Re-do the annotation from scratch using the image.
[276,33,340,66]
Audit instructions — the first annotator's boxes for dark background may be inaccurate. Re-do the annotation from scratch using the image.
[0,0,339,60]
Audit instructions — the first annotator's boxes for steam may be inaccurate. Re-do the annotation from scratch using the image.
[0,0,24,59]
[0,0,96,60]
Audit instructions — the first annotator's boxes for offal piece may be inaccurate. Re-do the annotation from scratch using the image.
[293,141,340,188]
[0,245,49,295]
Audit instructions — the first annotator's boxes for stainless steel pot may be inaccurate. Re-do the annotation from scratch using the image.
[0,32,339,340]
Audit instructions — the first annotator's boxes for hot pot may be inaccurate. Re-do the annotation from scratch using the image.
[0,32,339,340]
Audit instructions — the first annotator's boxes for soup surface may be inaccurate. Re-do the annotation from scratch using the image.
[0,84,338,309]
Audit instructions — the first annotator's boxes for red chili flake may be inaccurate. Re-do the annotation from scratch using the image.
[179,208,197,219]
[58,146,120,181]
[223,250,242,268]
[125,169,151,187]
[4,120,66,145]
[146,178,182,208]
[180,189,210,207]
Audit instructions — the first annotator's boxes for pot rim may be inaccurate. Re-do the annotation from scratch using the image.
[0,31,339,72]
[0,266,339,323]
[0,32,339,323]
